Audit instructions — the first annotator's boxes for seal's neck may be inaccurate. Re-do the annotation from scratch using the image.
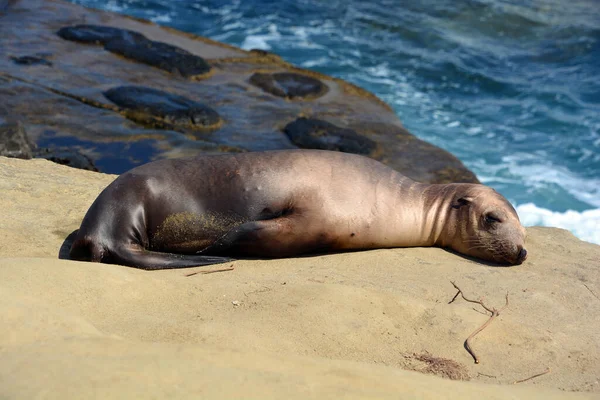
[405,182,463,248]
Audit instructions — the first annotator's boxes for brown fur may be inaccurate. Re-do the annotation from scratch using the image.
[70,150,527,270]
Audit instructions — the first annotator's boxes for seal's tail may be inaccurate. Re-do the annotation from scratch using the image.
[70,238,233,270]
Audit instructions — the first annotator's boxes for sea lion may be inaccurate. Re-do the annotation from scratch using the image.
[70,150,527,270]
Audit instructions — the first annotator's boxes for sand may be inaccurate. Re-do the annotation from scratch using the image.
[1,155,598,399]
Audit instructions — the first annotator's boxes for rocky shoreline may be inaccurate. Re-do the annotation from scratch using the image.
[1,0,476,183]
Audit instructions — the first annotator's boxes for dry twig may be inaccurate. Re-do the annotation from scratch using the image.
[513,368,551,384]
[583,283,599,301]
[449,281,509,364]
[185,265,234,277]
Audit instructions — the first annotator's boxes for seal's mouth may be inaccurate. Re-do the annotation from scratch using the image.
[514,247,528,265]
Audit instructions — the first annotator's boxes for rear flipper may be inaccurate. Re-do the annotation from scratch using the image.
[70,239,233,270]
[110,245,234,270]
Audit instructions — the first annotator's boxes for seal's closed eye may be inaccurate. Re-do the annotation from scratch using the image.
[485,212,502,224]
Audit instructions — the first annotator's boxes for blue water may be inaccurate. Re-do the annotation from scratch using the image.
[69,0,600,244]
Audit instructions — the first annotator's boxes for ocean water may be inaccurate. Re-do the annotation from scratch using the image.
[69,0,600,244]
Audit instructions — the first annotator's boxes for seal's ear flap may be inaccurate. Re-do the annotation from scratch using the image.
[452,196,474,209]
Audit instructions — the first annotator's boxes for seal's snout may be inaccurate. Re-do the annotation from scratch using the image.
[515,247,528,265]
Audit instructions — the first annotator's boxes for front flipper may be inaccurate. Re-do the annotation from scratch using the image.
[199,216,332,258]
[110,244,234,270]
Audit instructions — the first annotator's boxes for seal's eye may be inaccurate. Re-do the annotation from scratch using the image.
[485,213,502,224]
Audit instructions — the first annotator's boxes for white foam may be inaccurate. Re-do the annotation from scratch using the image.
[102,0,125,13]
[240,24,280,51]
[300,58,329,68]
[474,154,600,210]
[516,203,600,244]
[241,35,273,50]
[150,14,172,23]
[466,127,483,135]
[222,21,246,31]
[501,154,600,208]
[287,26,327,50]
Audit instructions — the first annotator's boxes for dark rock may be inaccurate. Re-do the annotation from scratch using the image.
[249,72,328,99]
[284,117,376,155]
[57,24,211,77]
[0,121,98,171]
[0,0,18,12]
[104,37,211,78]
[104,86,221,128]
[56,24,145,45]
[33,147,98,171]
[10,56,53,66]
[0,121,34,159]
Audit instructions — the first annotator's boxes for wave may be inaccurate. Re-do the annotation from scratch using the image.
[241,35,273,51]
[516,203,600,244]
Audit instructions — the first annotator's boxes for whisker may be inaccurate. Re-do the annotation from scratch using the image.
[467,245,488,251]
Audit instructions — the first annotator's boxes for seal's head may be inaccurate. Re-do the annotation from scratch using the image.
[448,185,527,265]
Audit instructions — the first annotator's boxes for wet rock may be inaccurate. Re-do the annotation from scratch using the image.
[56,24,145,45]
[284,117,376,155]
[0,0,17,12]
[0,121,98,171]
[57,24,211,77]
[0,121,33,159]
[104,86,221,128]
[104,38,211,78]
[10,56,53,66]
[249,72,328,99]
[33,147,98,171]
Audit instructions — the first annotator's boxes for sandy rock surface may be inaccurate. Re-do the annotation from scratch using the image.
[1,156,599,398]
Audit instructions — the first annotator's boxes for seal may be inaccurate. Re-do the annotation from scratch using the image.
[70,150,527,270]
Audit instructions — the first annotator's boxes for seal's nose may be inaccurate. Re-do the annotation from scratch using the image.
[515,247,528,264]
